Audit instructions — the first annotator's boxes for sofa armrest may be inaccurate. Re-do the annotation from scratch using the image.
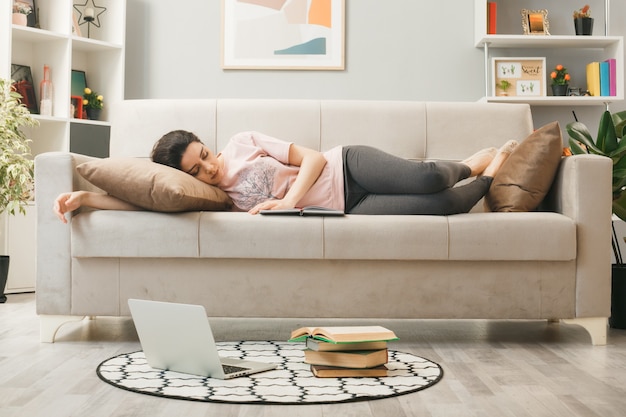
[545,154,612,318]
[34,152,99,315]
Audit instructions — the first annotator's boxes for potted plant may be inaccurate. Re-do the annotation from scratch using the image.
[550,64,570,96]
[573,4,593,35]
[496,80,511,96]
[567,109,626,328]
[12,2,31,26]
[83,87,103,120]
[0,78,38,302]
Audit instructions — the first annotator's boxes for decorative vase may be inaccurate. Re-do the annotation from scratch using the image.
[0,255,9,303]
[574,17,594,35]
[86,108,101,120]
[610,264,626,329]
[12,13,27,26]
[552,84,569,96]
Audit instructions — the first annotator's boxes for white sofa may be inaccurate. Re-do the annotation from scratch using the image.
[34,99,612,345]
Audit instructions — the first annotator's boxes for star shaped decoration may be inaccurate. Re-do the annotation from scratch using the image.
[73,0,107,29]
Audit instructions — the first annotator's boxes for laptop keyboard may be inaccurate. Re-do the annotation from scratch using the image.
[222,364,251,375]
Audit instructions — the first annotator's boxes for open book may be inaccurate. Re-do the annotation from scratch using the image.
[260,206,344,216]
[289,326,398,344]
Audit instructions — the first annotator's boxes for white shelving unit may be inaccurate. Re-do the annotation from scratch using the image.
[0,0,126,293]
[474,0,624,106]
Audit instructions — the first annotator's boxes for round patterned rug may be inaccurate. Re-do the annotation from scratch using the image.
[96,341,443,405]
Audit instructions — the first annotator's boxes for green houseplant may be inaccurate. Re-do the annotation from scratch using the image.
[567,109,626,327]
[0,78,38,302]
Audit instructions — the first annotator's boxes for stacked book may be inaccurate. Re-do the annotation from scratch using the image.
[289,326,398,378]
[586,59,617,97]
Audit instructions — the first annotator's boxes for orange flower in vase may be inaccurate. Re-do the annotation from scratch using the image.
[550,65,570,96]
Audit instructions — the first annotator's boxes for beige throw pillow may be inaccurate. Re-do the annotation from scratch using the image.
[77,158,233,212]
[485,121,563,212]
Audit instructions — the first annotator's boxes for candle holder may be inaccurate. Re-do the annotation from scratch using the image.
[73,0,107,38]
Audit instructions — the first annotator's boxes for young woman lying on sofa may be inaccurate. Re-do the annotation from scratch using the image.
[53,130,517,223]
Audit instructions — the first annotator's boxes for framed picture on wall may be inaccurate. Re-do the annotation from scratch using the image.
[221,0,345,70]
[492,57,546,98]
[11,64,38,114]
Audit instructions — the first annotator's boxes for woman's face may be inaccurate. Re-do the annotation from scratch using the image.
[180,141,224,185]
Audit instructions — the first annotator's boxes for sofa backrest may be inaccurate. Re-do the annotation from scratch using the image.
[110,99,534,160]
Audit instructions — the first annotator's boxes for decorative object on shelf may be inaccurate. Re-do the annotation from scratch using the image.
[567,110,626,328]
[83,87,103,120]
[39,65,53,116]
[10,64,38,114]
[573,5,593,36]
[492,57,546,97]
[496,80,511,96]
[521,9,550,35]
[0,78,39,302]
[70,95,83,119]
[550,64,570,96]
[222,0,345,70]
[73,0,107,38]
[12,1,31,26]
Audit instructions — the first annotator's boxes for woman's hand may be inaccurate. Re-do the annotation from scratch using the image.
[54,191,86,224]
[248,199,294,215]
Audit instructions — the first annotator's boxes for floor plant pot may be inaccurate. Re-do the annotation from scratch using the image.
[574,17,594,35]
[551,84,569,96]
[0,255,8,303]
[610,264,626,329]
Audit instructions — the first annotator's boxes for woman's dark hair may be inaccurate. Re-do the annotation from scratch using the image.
[151,130,202,170]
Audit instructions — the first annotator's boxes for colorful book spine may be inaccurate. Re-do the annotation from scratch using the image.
[487,2,497,34]
[606,58,617,96]
[600,61,610,96]
[586,62,600,96]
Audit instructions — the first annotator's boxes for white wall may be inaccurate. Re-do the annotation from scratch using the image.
[124,0,626,134]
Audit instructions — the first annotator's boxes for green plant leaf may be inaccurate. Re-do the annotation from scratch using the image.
[566,121,603,154]
[568,137,588,155]
[599,110,619,154]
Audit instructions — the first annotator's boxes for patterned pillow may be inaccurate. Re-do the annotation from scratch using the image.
[485,121,563,212]
[77,158,232,212]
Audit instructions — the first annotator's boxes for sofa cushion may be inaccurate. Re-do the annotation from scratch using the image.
[448,212,576,261]
[77,158,233,212]
[485,121,563,212]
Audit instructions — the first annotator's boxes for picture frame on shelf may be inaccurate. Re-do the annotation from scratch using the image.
[10,64,38,114]
[492,57,546,98]
[70,95,83,119]
[71,70,87,97]
[221,0,345,70]
[521,9,550,35]
[14,0,38,28]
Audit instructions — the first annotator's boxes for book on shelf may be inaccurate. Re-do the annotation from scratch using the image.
[606,58,617,96]
[586,62,601,97]
[289,326,398,344]
[306,337,388,352]
[260,206,344,216]
[311,364,388,378]
[487,2,497,35]
[600,60,610,96]
[304,348,389,369]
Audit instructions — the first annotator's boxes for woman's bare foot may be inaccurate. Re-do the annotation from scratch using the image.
[481,140,518,177]
[462,147,498,177]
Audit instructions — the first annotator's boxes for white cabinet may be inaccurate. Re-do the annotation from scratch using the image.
[0,0,126,292]
[474,0,623,106]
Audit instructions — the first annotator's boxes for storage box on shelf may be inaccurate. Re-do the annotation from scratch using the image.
[0,0,125,293]
[474,0,623,106]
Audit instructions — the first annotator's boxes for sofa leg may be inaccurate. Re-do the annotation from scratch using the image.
[561,317,608,346]
[39,315,86,343]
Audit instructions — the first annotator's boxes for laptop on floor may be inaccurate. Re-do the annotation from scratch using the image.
[128,299,277,379]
